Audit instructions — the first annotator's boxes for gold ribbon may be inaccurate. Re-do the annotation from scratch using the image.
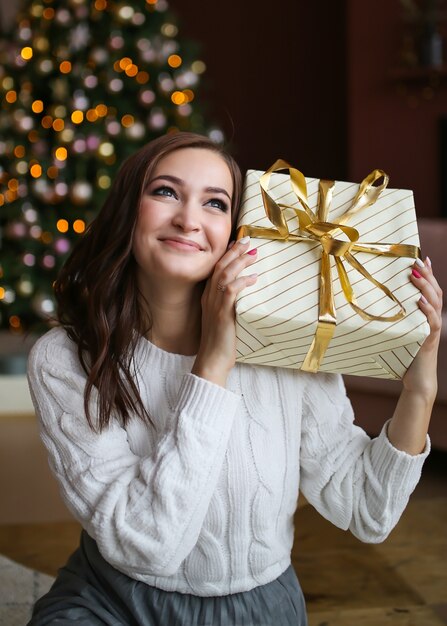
[237,160,421,373]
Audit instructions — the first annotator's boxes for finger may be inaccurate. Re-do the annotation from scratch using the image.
[214,236,252,272]
[411,270,442,315]
[416,257,443,301]
[213,247,258,291]
[217,273,258,311]
[410,265,442,312]
[411,273,441,313]
[418,295,442,334]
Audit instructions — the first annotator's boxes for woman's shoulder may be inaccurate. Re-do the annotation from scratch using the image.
[28,326,79,373]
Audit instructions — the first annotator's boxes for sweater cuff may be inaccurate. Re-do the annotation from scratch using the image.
[176,373,241,429]
[370,419,431,489]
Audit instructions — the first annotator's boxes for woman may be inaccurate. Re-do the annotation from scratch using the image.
[27,131,442,625]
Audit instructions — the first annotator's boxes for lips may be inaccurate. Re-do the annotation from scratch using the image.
[160,237,203,251]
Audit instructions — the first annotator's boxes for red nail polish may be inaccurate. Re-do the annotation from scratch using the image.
[412,269,422,279]
[247,248,258,256]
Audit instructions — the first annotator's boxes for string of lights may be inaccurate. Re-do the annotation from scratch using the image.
[0,0,221,332]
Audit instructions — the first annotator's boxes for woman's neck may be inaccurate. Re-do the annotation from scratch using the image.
[142,282,203,356]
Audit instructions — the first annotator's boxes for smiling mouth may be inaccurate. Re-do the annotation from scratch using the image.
[160,238,202,251]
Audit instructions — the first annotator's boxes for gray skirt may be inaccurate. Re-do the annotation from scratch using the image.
[28,531,307,625]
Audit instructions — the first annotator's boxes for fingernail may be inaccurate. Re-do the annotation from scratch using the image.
[249,273,258,279]
[412,269,422,279]
[415,258,425,268]
[420,295,428,304]
[247,248,258,256]
[426,256,432,267]
[239,235,250,245]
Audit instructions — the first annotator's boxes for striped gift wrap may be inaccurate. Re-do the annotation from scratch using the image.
[235,169,430,380]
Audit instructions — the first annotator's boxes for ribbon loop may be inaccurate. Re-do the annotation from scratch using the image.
[237,162,420,372]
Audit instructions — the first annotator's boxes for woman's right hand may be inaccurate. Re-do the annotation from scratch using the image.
[191,236,258,387]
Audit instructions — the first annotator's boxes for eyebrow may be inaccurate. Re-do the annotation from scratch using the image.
[150,174,232,201]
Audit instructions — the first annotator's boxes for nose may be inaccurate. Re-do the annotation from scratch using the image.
[171,199,200,232]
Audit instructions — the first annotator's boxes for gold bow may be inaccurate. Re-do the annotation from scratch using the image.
[237,160,421,373]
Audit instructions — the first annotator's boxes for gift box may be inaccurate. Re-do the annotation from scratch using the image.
[235,161,430,379]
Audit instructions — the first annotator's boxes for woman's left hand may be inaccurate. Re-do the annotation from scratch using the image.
[402,257,443,397]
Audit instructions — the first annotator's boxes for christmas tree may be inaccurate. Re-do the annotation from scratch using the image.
[0,0,221,333]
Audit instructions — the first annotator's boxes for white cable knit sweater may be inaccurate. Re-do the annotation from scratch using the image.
[27,326,429,596]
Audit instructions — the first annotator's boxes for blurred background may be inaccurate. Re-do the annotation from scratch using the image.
[0,1,446,624]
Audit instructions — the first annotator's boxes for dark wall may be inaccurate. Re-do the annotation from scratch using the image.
[170,0,348,179]
[347,0,447,217]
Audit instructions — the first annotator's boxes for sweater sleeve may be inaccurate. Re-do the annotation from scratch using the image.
[299,372,430,543]
[27,330,241,576]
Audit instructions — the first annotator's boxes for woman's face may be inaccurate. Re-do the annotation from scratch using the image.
[133,147,234,290]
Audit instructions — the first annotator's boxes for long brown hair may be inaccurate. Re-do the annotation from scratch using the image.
[55,132,242,431]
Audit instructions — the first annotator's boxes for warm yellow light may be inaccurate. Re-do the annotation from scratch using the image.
[5,90,17,103]
[55,147,68,160]
[30,164,42,178]
[14,145,25,158]
[121,114,134,127]
[168,54,182,68]
[60,129,74,142]
[171,91,186,105]
[54,105,67,118]
[98,142,114,157]
[21,47,33,60]
[32,99,44,113]
[161,23,178,37]
[41,115,53,128]
[34,36,49,52]
[43,7,55,19]
[2,77,13,90]
[146,0,157,5]
[30,3,43,16]
[41,231,53,244]
[113,60,122,72]
[16,161,28,175]
[71,110,84,124]
[59,61,72,74]
[191,60,206,74]
[47,166,59,179]
[9,315,21,329]
[96,104,108,117]
[53,118,65,131]
[183,89,194,102]
[28,130,39,142]
[119,57,132,70]
[56,219,69,233]
[0,287,5,300]
[86,109,98,122]
[5,190,17,202]
[136,71,149,84]
[125,64,138,77]
[94,0,107,9]
[73,219,86,233]
[98,175,111,189]
[8,179,19,191]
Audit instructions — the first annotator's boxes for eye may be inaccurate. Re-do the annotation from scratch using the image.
[152,185,177,198]
[206,197,229,212]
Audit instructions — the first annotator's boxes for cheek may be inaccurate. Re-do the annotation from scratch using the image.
[209,220,232,252]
